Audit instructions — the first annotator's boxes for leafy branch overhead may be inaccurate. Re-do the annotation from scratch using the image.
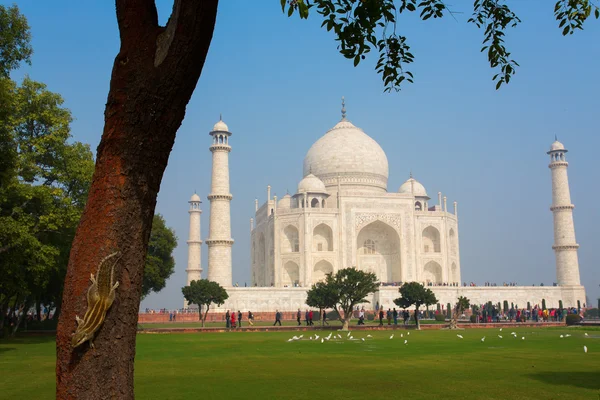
[282,0,599,91]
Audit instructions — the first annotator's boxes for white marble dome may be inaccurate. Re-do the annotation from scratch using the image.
[277,193,293,209]
[297,174,327,193]
[399,177,428,198]
[189,193,201,202]
[212,119,229,132]
[550,140,565,151]
[303,119,389,192]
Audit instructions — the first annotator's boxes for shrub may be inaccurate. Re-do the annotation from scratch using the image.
[434,314,446,322]
[447,303,451,318]
[503,300,509,313]
[527,302,531,311]
[559,300,563,309]
[366,312,375,321]
[542,299,546,310]
[565,314,581,326]
[577,300,581,312]
[469,315,477,323]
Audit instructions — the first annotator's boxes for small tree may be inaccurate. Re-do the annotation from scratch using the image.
[527,302,531,311]
[394,282,437,330]
[449,296,470,329]
[306,281,337,326]
[181,280,228,327]
[559,300,563,309]
[577,300,581,313]
[446,303,451,318]
[321,268,378,330]
[542,299,547,311]
[503,300,509,313]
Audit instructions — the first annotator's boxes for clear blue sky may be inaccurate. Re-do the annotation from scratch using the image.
[8,1,599,309]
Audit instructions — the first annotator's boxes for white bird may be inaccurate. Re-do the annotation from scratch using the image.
[407,332,410,336]
[367,334,372,338]
[321,338,324,343]
[499,328,503,332]
[347,332,351,337]
[511,332,516,335]
[292,336,299,340]
[560,335,564,338]
[390,334,394,339]
[521,337,525,340]
[481,337,486,342]
[315,335,319,340]
[349,336,354,340]
[309,336,313,340]
[361,338,365,342]
[584,346,588,353]
[287,338,294,342]
[565,334,571,338]
[584,333,589,337]
[326,333,332,339]
[498,335,503,339]
[404,340,408,344]
[457,334,463,339]
[298,335,304,339]
[400,334,403,338]
[338,334,342,339]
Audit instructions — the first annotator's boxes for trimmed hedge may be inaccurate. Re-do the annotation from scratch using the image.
[434,314,446,322]
[469,315,477,323]
[565,314,581,326]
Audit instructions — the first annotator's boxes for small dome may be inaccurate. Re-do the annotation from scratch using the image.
[190,193,201,202]
[212,119,229,132]
[297,174,327,193]
[399,177,428,198]
[550,140,565,151]
[278,194,293,209]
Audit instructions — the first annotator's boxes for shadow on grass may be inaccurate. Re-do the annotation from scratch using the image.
[528,371,600,390]
[0,347,16,353]
[0,335,56,345]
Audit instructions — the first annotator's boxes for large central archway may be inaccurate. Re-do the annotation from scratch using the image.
[356,220,401,282]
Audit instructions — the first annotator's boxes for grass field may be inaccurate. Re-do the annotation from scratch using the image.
[1,326,598,399]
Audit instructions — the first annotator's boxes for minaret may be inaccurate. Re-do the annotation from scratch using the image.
[548,138,581,286]
[206,117,234,287]
[184,193,202,308]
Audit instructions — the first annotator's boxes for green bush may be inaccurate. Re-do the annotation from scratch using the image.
[565,314,581,326]
[366,312,375,321]
[434,314,446,322]
[542,299,546,310]
[559,300,563,309]
[469,315,477,323]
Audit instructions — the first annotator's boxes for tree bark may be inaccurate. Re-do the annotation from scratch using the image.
[202,305,210,327]
[414,307,420,330]
[55,1,218,398]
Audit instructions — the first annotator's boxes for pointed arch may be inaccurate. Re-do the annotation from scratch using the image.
[449,228,457,256]
[283,261,300,286]
[423,261,442,283]
[313,223,333,251]
[282,225,299,253]
[356,220,401,282]
[313,260,333,282]
[422,226,441,253]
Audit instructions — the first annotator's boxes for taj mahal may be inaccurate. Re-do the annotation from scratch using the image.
[183,100,586,312]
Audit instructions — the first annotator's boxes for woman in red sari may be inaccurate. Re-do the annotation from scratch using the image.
[230,310,236,328]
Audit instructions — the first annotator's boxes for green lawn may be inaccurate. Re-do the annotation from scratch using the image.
[1,327,598,399]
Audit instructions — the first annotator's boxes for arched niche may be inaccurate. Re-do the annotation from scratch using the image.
[356,220,401,282]
[313,223,333,252]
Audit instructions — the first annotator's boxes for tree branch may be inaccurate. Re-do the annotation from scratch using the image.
[115,0,159,47]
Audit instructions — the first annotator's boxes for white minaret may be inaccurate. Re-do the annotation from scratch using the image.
[184,193,202,308]
[206,117,234,287]
[548,139,581,286]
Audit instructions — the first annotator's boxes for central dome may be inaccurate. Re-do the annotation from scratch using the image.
[303,119,389,192]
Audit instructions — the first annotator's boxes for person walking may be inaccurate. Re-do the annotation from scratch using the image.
[297,309,302,326]
[225,310,231,329]
[379,308,384,326]
[322,309,329,326]
[403,310,409,325]
[248,310,254,326]
[358,308,365,325]
[393,308,398,325]
[387,308,392,325]
[309,310,314,326]
[273,310,282,326]
[230,310,236,329]
[305,309,310,326]
[237,310,242,328]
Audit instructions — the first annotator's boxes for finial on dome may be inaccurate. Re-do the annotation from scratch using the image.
[341,96,347,120]
[219,113,222,121]
[409,170,413,179]
[555,134,558,141]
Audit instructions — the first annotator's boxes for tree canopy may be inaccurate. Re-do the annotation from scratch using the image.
[142,214,177,299]
[316,268,379,330]
[394,282,437,329]
[182,280,229,327]
[283,0,599,91]
[0,4,32,77]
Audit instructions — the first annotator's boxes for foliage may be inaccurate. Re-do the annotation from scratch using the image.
[0,74,94,335]
[181,280,229,327]
[282,0,599,91]
[306,281,338,325]
[456,296,470,315]
[542,299,547,310]
[319,268,378,330]
[434,313,446,322]
[394,282,437,329]
[0,4,32,77]
[565,314,581,325]
[503,300,509,313]
[559,300,563,309]
[142,214,177,299]
[577,300,581,312]
[583,308,598,318]
[469,315,477,323]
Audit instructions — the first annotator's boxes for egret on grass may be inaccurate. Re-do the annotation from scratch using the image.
[361,338,365,342]
[584,333,588,337]
[560,335,564,338]
[521,337,525,340]
[481,337,486,342]
[498,335,503,339]
[404,340,408,345]
[457,334,463,339]
[584,346,588,353]
[321,338,324,343]
[390,334,394,339]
